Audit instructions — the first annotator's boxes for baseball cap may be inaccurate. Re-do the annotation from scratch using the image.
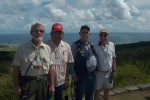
[51,23,64,32]
[80,25,90,31]
[100,28,109,34]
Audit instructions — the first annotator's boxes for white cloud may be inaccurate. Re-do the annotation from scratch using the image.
[46,4,66,17]
[127,0,150,8]
[131,6,140,14]
[32,0,42,6]
[107,0,132,20]
[77,0,96,5]
[53,0,66,7]
[0,0,150,33]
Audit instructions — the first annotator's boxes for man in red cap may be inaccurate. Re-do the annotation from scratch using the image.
[46,23,74,100]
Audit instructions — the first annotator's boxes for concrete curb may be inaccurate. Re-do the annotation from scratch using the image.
[100,83,150,96]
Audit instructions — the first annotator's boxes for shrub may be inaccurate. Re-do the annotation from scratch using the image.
[0,74,17,100]
[114,63,150,88]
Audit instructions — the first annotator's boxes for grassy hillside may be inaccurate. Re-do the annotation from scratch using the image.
[114,41,150,87]
[116,41,150,65]
[0,45,17,100]
[0,41,150,99]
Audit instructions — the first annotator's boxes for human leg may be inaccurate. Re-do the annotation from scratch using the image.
[35,76,50,100]
[85,74,96,100]
[54,84,64,100]
[75,78,87,100]
[103,88,110,100]
[19,78,37,100]
[103,72,113,100]
[94,72,105,100]
[94,89,101,100]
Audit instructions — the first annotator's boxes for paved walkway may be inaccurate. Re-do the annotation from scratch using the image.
[100,83,150,100]
[109,90,150,100]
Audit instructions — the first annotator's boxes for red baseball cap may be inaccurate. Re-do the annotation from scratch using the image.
[51,23,64,32]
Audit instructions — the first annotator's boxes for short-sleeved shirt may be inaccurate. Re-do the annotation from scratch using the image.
[46,40,74,87]
[93,42,116,71]
[71,40,96,75]
[71,40,95,60]
[13,41,53,76]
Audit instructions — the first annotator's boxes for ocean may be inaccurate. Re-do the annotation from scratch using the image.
[0,32,150,45]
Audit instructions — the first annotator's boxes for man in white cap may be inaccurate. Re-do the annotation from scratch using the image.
[94,29,116,100]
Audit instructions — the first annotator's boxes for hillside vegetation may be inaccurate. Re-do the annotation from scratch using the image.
[0,41,150,99]
[114,41,150,87]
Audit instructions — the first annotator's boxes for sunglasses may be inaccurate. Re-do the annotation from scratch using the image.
[100,34,108,37]
[34,30,44,33]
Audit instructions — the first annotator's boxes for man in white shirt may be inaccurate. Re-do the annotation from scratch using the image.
[46,23,74,100]
[13,23,55,100]
[94,29,116,100]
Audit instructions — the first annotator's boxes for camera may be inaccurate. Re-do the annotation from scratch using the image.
[20,77,28,98]
[21,84,28,98]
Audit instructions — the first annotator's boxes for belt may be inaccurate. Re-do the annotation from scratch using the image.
[99,70,110,73]
[90,71,95,75]
[21,74,48,80]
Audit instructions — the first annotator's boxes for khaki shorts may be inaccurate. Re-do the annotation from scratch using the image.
[95,71,113,90]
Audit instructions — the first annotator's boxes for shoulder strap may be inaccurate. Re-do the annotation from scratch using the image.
[74,40,82,51]
[90,44,96,56]
[75,39,81,47]
[24,48,41,76]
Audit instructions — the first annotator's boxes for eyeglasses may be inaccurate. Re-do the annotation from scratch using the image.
[100,34,108,37]
[34,30,44,33]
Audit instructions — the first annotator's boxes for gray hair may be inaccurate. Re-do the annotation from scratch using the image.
[30,22,45,33]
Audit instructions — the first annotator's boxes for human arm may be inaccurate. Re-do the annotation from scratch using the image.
[112,57,116,76]
[12,45,22,96]
[64,44,75,88]
[70,43,78,81]
[64,63,71,89]
[49,65,55,95]
[13,65,21,95]
[111,43,116,77]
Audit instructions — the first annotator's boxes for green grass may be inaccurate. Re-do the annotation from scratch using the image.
[114,63,150,88]
[0,45,17,51]
[0,62,17,100]
[1,42,150,99]
[1,61,150,100]
[0,74,17,100]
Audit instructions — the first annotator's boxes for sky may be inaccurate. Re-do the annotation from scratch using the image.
[0,0,150,34]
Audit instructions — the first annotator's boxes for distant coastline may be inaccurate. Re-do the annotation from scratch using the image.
[0,32,150,45]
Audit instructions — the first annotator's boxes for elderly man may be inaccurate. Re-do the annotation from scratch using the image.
[94,29,116,100]
[71,25,97,100]
[46,23,74,100]
[13,23,55,100]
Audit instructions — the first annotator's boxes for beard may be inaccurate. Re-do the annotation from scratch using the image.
[33,36,43,41]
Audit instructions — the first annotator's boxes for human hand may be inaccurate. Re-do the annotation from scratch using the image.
[14,85,21,96]
[49,85,55,95]
[111,71,116,78]
[72,74,78,81]
[64,79,69,90]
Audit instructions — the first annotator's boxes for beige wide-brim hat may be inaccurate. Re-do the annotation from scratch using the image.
[100,28,109,34]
